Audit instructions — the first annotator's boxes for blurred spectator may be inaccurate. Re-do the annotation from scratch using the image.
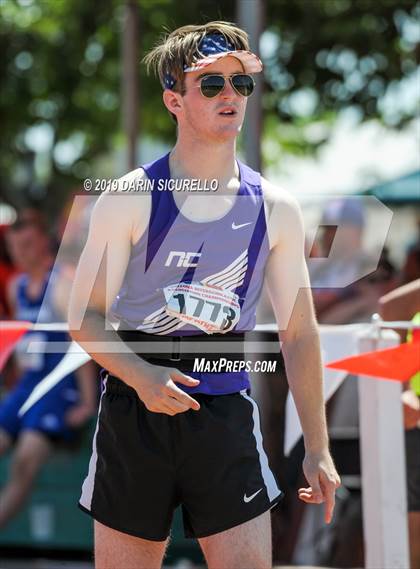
[16,205,47,229]
[401,213,420,285]
[0,224,17,318]
[0,219,97,528]
[17,204,63,256]
[310,198,397,324]
[0,223,19,389]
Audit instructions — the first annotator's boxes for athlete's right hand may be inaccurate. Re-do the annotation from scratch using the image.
[132,363,201,415]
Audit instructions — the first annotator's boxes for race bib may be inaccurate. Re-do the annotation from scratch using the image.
[164,281,240,334]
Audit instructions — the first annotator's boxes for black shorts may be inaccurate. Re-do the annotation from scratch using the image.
[405,427,420,512]
[78,373,283,540]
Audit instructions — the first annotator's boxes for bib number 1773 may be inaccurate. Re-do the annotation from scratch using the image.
[164,281,240,334]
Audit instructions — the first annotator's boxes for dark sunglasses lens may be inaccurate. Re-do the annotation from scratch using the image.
[200,75,225,98]
[231,74,254,97]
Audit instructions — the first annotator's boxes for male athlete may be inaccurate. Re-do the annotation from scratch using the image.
[69,21,340,569]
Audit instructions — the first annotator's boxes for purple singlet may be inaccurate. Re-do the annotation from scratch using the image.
[111,153,270,395]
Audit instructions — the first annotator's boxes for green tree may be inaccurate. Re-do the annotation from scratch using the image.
[0,0,418,212]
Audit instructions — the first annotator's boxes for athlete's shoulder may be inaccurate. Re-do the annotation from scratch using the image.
[261,176,303,224]
[116,166,150,192]
[98,166,150,199]
[260,176,304,247]
[261,176,300,211]
[90,167,151,236]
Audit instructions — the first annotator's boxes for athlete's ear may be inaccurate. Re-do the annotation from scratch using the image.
[162,90,182,119]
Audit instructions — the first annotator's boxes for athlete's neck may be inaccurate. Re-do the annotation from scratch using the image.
[169,139,238,190]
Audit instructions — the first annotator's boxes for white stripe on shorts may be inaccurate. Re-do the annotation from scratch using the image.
[240,389,280,503]
[79,374,108,511]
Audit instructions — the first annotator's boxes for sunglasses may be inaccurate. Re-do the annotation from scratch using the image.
[197,73,255,98]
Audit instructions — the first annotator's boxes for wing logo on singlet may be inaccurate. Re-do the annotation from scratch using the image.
[136,249,248,335]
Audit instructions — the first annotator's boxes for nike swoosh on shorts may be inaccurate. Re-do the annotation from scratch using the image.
[243,488,263,503]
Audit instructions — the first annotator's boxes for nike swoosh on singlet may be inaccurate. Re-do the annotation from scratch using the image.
[232,221,252,230]
[243,488,263,503]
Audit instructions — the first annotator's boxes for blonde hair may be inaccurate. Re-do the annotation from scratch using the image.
[143,21,250,95]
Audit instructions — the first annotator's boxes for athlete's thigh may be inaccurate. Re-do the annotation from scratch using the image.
[198,510,272,569]
[94,520,168,569]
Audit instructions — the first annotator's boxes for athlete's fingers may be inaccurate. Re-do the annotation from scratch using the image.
[298,492,318,503]
[298,486,312,495]
[171,370,200,387]
[298,493,315,503]
[321,477,336,524]
[298,480,336,522]
[298,487,315,501]
[305,473,322,502]
[156,401,179,416]
[324,488,335,524]
[164,396,191,415]
[298,486,322,504]
[166,380,201,411]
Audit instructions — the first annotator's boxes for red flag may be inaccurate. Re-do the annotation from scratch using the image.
[326,341,420,382]
[0,321,32,372]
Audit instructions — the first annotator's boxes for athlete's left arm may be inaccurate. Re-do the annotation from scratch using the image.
[261,178,341,524]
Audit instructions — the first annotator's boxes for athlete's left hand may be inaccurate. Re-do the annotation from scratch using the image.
[65,403,96,428]
[298,450,341,524]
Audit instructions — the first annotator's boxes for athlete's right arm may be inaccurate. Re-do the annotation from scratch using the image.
[68,183,200,415]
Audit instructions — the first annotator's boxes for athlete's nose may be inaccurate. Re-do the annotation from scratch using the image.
[221,78,237,99]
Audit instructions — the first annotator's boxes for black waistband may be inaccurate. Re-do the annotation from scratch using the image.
[116,328,245,370]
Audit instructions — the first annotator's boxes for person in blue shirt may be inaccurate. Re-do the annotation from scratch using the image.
[0,219,96,528]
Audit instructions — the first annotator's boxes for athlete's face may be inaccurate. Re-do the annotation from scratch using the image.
[166,56,249,142]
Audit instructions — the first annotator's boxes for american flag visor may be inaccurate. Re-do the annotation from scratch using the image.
[163,33,263,90]
[184,49,263,74]
[184,33,263,74]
